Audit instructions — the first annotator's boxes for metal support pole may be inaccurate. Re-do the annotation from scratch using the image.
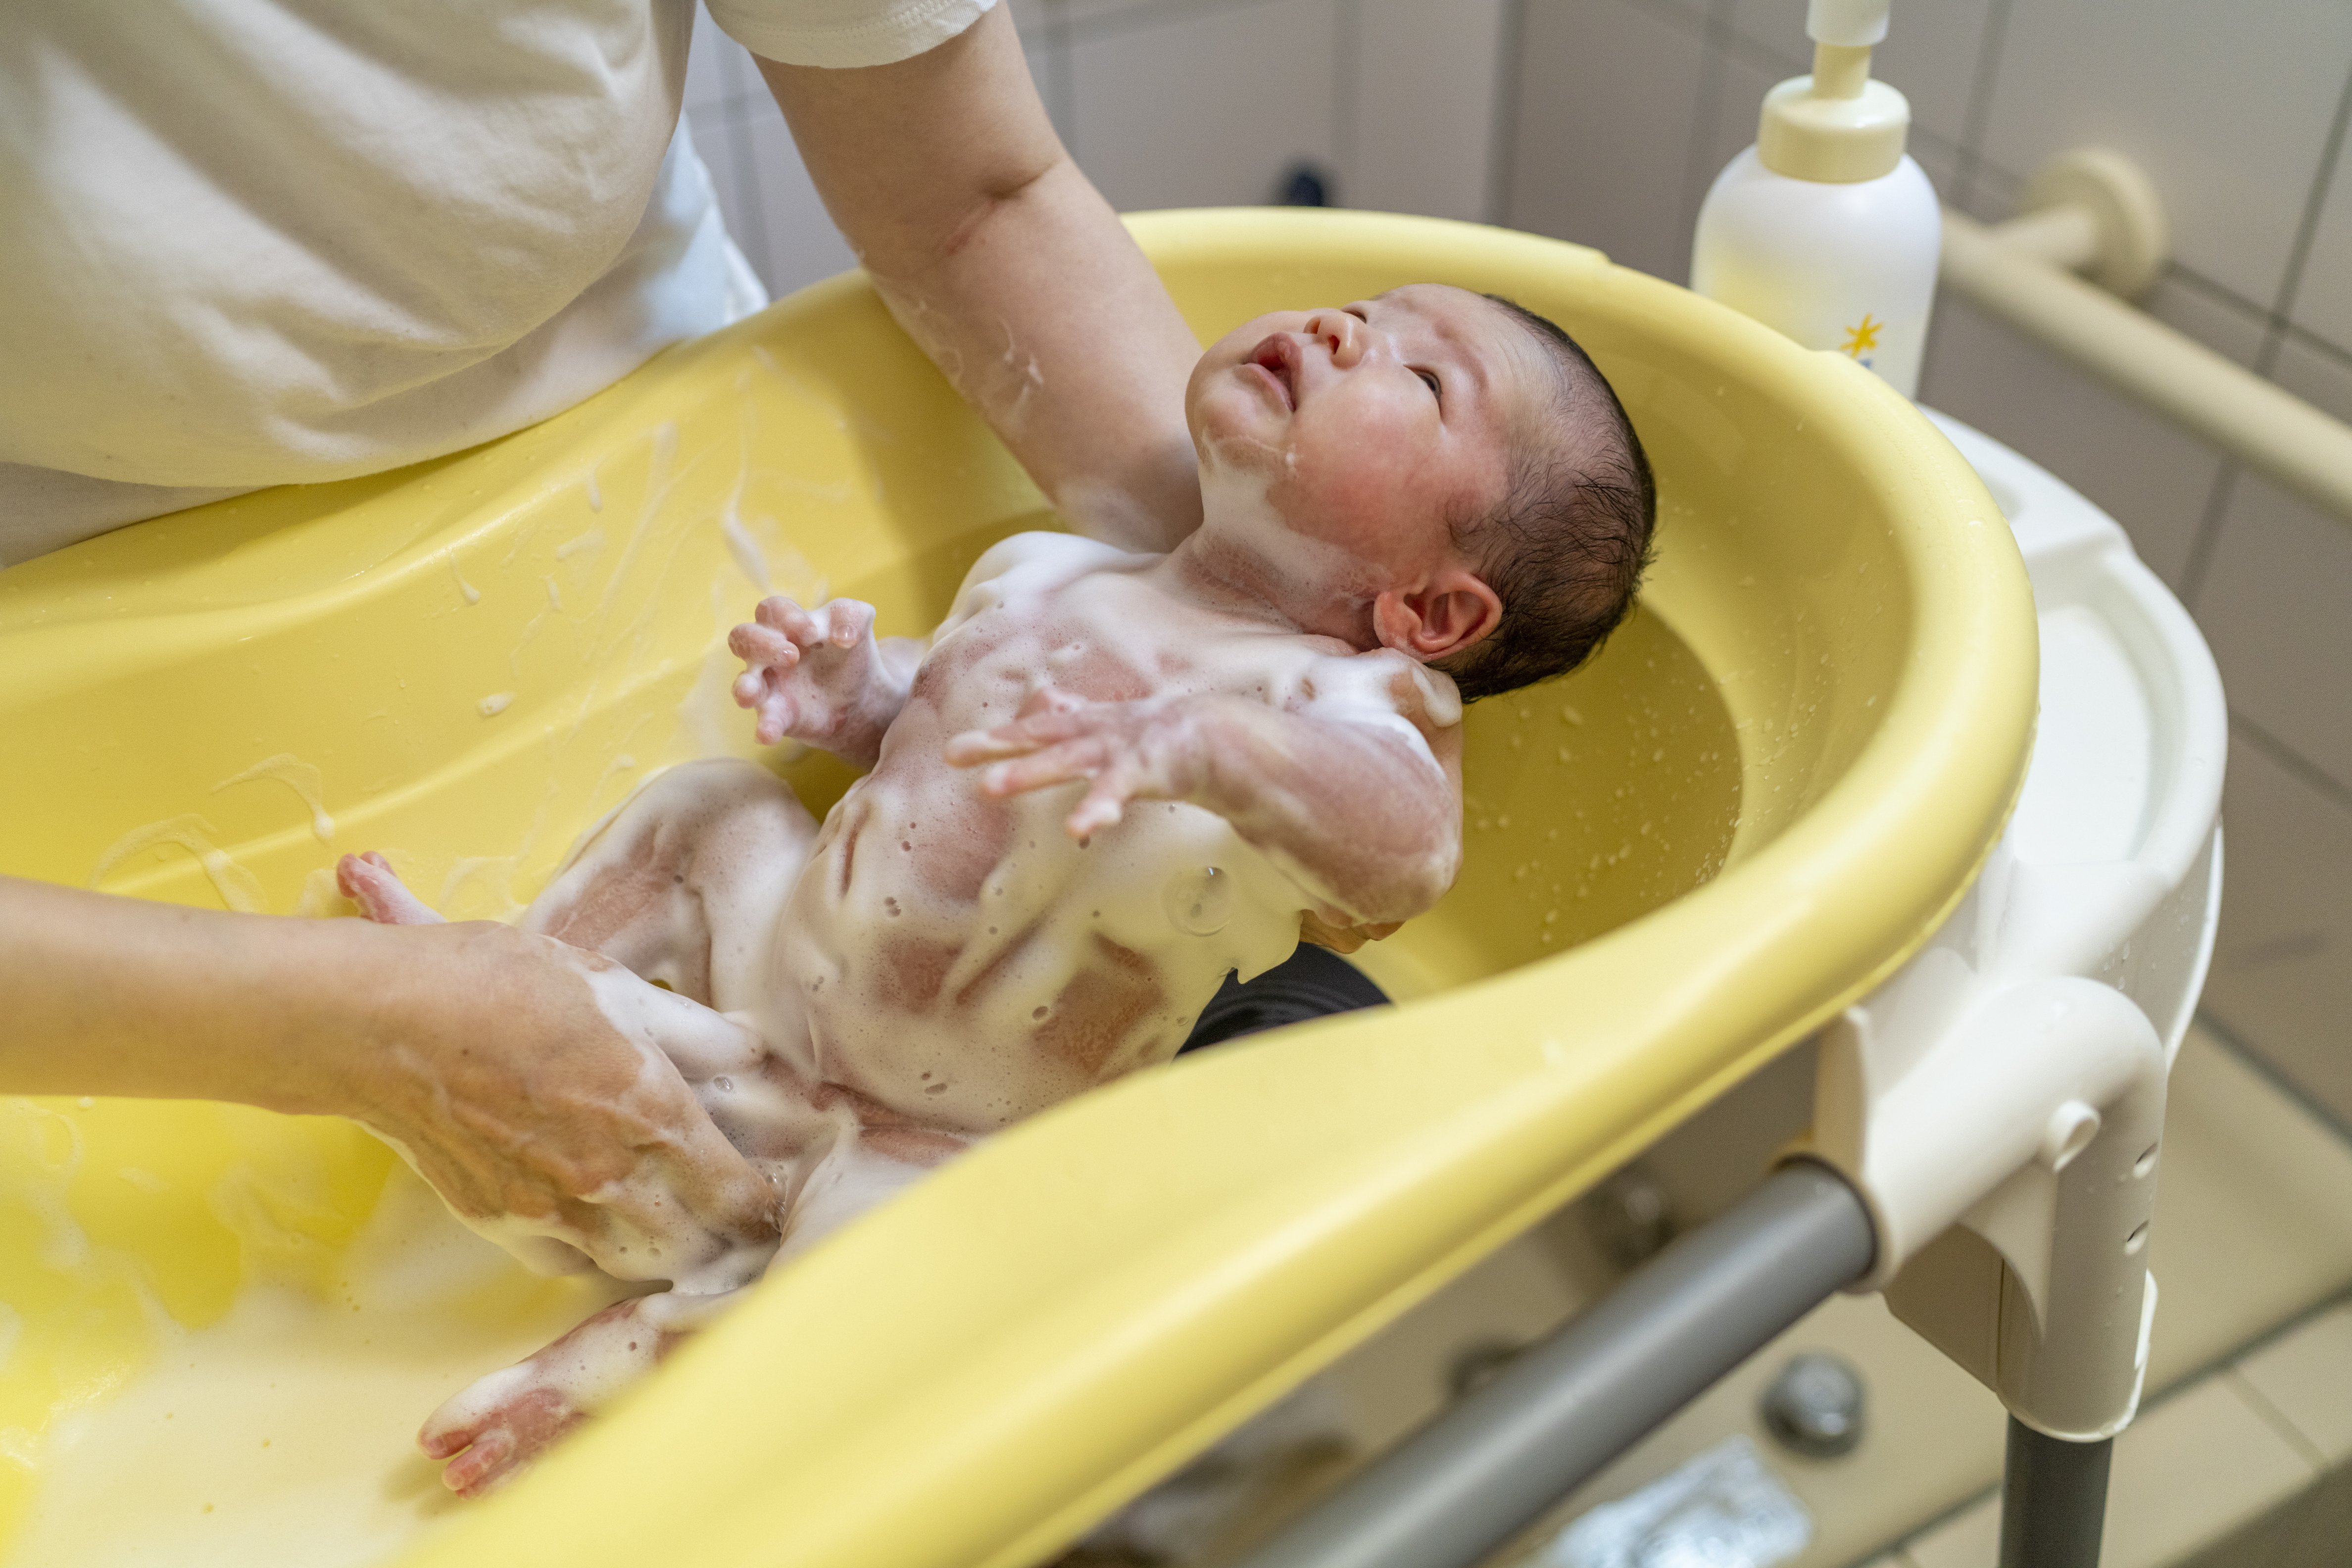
[1999,1418,2113,1568]
[1231,1162,1876,1568]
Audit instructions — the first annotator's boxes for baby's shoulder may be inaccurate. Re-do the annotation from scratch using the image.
[1294,646,1466,735]
[969,530,1152,593]
[935,531,1152,642]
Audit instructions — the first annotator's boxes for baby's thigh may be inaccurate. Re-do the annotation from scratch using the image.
[522,759,817,1007]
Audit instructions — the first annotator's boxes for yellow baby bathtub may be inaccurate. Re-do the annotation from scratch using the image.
[0,209,2034,1568]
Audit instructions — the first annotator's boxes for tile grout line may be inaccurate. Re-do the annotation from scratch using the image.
[2194,1009,2352,1151]
[1947,0,2014,217]
[2177,55,2352,606]
[2228,709,2352,816]
[1672,5,1739,283]
[2221,1365,2331,1475]
[1330,0,1359,204]
[1856,1284,2352,1568]
[2251,56,2352,374]
[1483,0,1530,228]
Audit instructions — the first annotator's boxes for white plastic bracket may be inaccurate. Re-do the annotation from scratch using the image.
[1788,413,2228,1441]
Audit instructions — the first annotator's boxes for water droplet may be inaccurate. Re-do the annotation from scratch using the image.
[713,1076,735,1093]
[1165,866,1231,935]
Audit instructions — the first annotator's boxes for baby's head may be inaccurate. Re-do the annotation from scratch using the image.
[1185,284,1654,700]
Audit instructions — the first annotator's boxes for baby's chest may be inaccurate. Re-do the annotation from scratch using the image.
[926,580,1317,717]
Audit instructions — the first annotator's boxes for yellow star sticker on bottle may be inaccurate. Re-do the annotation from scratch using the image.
[1840,314,1883,358]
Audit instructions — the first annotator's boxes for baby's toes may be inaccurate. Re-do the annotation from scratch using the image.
[422,1380,584,1497]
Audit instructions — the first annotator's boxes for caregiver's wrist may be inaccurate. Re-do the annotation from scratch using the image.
[244,913,435,1121]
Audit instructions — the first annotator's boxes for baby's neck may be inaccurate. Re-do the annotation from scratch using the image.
[1165,471,1383,648]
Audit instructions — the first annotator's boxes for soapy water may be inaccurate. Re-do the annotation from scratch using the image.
[210,753,336,845]
[0,1159,636,1568]
[89,815,267,914]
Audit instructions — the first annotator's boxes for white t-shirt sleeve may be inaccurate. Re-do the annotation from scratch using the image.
[708,0,996,67]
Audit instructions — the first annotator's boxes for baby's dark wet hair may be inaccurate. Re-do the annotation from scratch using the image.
[1436,296,1656,703]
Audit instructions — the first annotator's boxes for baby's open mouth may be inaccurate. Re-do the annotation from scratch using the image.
[1248,337,1297,410]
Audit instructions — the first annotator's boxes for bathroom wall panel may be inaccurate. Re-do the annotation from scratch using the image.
[2286,143,2352,358]
[1676,41,1782,258]
[2196,472,2352,794]
[1346,0,1509,222]
[1503,0,1708,284]
[686,1,749,114]
[2203,735,2352,1133]
[1067,0,1341,213]
[1916,295,2224,592]
[688,101,773,289]
[683,10,860,301]
[735,103,860,298]
[1973,0,2352,311]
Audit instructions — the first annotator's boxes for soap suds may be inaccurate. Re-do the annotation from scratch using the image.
[721,508,771,592]
[210,753,335,844]
[477,693,515,718]
[91,815,267,913]
[446,551,481,605]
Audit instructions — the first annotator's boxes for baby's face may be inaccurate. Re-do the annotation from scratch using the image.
[1185,284,1549,581]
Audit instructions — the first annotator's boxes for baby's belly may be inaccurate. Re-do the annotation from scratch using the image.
[779,768,1304,1130]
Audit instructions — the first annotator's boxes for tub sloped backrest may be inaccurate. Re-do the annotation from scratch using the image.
[0,211,2034,1568]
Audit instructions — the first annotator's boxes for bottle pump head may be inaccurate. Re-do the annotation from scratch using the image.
[1758,0,1911,183]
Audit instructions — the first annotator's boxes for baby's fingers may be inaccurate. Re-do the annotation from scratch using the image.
[753,596,821,644]
[945,725,1040,767]
[976,737,1112,798]
[1066,768,1141,839]
[729,622,803,672]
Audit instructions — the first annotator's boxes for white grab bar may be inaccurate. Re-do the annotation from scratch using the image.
[1936,151,2352,526]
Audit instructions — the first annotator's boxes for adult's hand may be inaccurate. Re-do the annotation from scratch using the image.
[757,6,1206,553]
[0,876,780,1289]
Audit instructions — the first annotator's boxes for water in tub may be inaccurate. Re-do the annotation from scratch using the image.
[0,1102,634,1568]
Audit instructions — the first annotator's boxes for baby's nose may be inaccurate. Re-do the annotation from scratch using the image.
[1303,310,1364,367]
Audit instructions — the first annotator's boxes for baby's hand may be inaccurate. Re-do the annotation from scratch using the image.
[946,696,1217,841]
[729,597,892,754]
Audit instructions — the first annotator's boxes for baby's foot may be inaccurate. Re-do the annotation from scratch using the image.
[420,1291,725,1496]
[336,852,443,925]
[419,1366,588,1498]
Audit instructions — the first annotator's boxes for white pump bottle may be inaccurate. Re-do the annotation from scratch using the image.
[1690,0,1939,396]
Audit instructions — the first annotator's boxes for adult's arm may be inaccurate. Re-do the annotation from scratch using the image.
[755,5,1205,552]
[0,875,779,1282]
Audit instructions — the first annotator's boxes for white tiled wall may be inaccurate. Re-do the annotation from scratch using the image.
[1497,0,2352,1133]
[685,0,1510,304]
[692,0,2352,1129]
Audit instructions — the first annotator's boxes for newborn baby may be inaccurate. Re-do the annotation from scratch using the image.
[338,284,1654,1496]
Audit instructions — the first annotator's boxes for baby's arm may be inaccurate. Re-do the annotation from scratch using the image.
[730,598,925,769]
[948,650,1464,930]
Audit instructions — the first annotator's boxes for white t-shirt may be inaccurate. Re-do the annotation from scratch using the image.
[0,0,992,565]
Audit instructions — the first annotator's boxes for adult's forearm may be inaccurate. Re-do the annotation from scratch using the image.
[0,874,383,1111]
[757,7,1204,551]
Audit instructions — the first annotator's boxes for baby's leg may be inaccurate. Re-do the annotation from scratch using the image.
[419,1096,972,1496]
[521,758,816,1011]
[419,1286,737,1497]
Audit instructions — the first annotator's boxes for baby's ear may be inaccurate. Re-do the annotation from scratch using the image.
[1374,569,1502,661]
